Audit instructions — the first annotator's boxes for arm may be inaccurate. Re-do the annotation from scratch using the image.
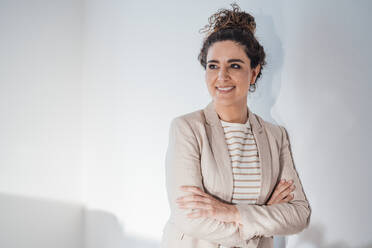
[165,117,246,247]
[235,126,312,240]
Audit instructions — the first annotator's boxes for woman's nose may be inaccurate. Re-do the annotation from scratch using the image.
[217,67,229,81]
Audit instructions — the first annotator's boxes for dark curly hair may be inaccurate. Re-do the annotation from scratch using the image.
[198,3,266,92]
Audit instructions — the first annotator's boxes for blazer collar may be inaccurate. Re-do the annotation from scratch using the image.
[203,100,263,132]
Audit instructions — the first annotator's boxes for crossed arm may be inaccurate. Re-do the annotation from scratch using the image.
[235,126,311,240]
[165,117,246,247]
[165,117,311,246]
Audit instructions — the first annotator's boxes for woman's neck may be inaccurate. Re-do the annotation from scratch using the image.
[214,100,248,124]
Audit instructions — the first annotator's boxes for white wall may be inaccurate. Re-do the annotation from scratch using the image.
[0,0,83,248]
[81,0,372,247]
[1,0,371,248]
[274,1,372,247]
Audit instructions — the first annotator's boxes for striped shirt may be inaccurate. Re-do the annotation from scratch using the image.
[220,118,261,203]
[219,117,261,248]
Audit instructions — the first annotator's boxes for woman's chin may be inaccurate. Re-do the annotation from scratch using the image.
[213,97,238,106]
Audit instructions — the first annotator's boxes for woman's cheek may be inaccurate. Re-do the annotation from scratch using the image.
[205,79,215,95]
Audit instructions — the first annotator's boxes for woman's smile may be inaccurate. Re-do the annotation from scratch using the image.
[216,86,236,94]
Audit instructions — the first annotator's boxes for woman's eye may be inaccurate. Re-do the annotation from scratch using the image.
[231,64,241,69]
[208,64,217,69]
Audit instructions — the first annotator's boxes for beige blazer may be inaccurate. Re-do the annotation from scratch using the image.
[161,101,311,248]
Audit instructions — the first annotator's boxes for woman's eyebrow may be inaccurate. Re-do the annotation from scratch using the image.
[207,59,245,64]
[228,59,245,63]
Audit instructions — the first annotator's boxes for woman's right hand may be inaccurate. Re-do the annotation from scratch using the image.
[266,179,295,205]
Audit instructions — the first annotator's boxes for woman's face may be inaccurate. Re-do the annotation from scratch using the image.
[205,40,260,107]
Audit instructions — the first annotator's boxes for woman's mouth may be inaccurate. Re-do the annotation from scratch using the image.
[216,86,235,93]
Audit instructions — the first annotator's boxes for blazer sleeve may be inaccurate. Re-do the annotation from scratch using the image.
[235,126,312,240]
[165,117,247,247]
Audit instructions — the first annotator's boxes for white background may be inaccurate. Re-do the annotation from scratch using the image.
[1,0,371,248]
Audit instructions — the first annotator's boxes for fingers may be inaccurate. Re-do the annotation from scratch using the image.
[275,179,293,197]
[268,180,291,204]
[187,209,208,219]
[278,184,295,200]
[177,186,214,210]
[267,179,295,205]
[179,185,208,197]
[178,201,212,210]
[176,194,211,205]
[282,193,294,203]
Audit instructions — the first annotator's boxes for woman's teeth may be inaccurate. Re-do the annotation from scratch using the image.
[217,86,235,92]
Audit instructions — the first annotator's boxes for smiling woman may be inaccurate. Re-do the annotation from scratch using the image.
[204,40,261,110]
[161,3,311,248]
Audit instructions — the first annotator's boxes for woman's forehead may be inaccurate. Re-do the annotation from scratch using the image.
[206,40,249,62]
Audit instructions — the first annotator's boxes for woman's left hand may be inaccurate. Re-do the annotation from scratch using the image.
[176,185,240,224]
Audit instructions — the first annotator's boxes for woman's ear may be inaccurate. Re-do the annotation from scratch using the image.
[251,64,261,84]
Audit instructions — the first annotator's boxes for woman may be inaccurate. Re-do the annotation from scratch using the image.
[161,4,311,248]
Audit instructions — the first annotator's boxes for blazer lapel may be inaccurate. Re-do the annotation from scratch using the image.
[248,111,273,205]
[203,101,273,205]
[204,101,233,202]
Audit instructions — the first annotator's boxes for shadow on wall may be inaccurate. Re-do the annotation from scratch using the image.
[0,193,83,248]
[252,12,372,248]
[254,11,286,248]
[84,209,159,248]
[0,193,160,248]
[249,11,284,125]
[2,193,371,248]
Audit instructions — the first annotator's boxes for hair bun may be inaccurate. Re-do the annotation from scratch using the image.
[200,3,256,37]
